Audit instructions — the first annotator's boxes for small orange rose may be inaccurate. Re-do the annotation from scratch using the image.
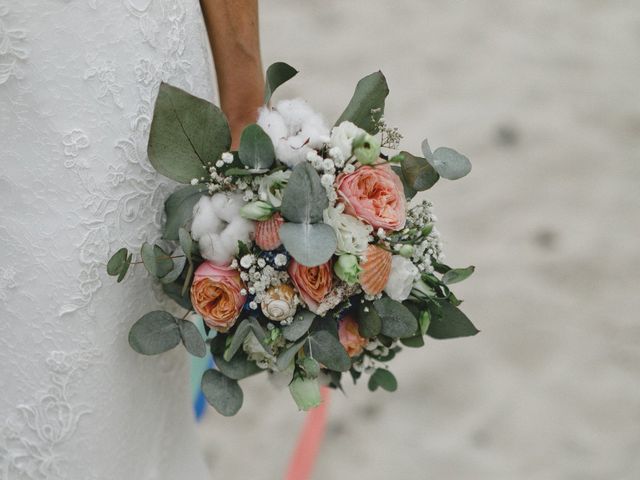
[338,315,368,357]
[191,261,246,332]
[288,259,333,314]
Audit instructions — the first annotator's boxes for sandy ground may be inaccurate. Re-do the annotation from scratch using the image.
[198,1,640,478]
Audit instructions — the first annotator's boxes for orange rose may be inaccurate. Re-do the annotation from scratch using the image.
[288,260,332,314]
[191,261,246,332]
[337,163,406,231]
[338,315,368,357]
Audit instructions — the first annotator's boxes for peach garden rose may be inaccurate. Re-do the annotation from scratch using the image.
[338,315,368,357]
[336,163,406,231]
[288,259,333,314]
[191,261,246,332]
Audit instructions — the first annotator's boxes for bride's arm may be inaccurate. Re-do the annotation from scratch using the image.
[201,0,264,149]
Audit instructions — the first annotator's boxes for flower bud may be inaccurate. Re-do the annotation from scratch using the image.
[398,244,414,258]
[301,357,320,378]
[333,254,362,285]
[239,201,274,221]
[352,133,381,165]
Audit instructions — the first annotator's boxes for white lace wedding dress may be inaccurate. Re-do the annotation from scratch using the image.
[0,1,215,478]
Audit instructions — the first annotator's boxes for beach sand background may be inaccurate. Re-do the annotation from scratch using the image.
[199,1,640,478]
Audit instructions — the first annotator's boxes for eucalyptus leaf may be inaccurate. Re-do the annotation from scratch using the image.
[306,330,351,372]
[391,165,418,201]
[178,319,206,357]
[282,310,315,341]
[400,334,425,348]
[400,151,439,191]
[301,357,320,378]
[427,146,472,180]
[335,71,389,134]
[238,124,275,170]
[117,253,133,283]
[162,280,192,310]
[276,339,306,371]
[223,319,252,362]
[368,368,398,392]
[289,376,321,411]
[159,249,186,284]
[163,185,207,240]
[280,163,328,224]
[373,297,419,338]
[213,351,261,380]
[107,248,128,276]
[279,222,337,267]
[224,167,255,176]
[148,83,230,183]
[128,311,181,355]
[178,227,193,259]
[442,266,475,285]
[357,304,382,338]
[201,369,243,416]
[264,62,298,104]
[427,300,479,339]
[141,243,173,278]
[181,261,194,297]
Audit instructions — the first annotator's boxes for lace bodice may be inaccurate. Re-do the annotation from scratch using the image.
[0,1,215,478]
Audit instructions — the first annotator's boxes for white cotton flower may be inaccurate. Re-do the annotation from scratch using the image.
[257,99,330,168]
[330,121,366,161]
[257,170,291,207]
[384,255,420,302]
[323,205,370,256]
[191,193,254,265]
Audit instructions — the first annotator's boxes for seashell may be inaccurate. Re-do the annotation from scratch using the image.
[358,245,392,295]
[261,284,297,322]
[255,212,284,251]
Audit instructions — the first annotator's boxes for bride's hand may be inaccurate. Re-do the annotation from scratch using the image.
[201,0,264,149]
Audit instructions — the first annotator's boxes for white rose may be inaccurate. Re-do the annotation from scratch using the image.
[329,121,366,161]
[384,255,420,302]
[257,170,291,207]
[323,205,370,257]
[191,193,254,265]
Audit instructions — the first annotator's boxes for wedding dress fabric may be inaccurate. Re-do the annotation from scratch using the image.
[0,1,215,478]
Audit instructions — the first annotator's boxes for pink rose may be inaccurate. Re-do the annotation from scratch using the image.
[288,259,333,314]
[336,163,406,231]
[191,261,246,332]
[338,315,368,357]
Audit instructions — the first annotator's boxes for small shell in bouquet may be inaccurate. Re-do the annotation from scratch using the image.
[255,212,284,251]
[359,245,392,295]
[261,283,297,322]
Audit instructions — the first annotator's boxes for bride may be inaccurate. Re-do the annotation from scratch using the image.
[0,0,263,477]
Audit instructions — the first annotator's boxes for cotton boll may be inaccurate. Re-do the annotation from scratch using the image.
[274,99,317,135]
[216,192,246,223]
[191,196,223,241]
[257,106,287,147]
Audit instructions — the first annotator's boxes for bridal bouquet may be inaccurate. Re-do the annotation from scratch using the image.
[107,63,478,416]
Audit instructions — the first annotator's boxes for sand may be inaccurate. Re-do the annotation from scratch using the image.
[199,1,640,478]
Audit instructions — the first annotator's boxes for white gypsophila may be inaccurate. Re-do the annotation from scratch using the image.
[191,192,255,265]
[329,121,366,161]
[384,255,421,302]
[323,204,371,256]
[257,170,290,207]
[240,254,255,269]
[257,99,330,168]
[222,152,234,164]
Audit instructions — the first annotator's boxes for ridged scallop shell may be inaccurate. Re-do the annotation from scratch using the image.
[255,213,284,251]
[261,284,297,322]
[359,245,392,295]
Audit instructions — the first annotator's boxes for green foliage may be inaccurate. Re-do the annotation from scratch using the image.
[238,124,275,171]
[373,297,419,338]
[213,351,262,380]
[422,138,472,181]
[264,62,298,104]
[148,83,230,183]
[178,319,206,358]
[305,330,351,372]
[301,357,320,379]
[357,303,382,338]
[367,368,398,392]
[282,310,315,341]
[107,248,132,282]
[289,376,321,411]
[400,334,425,348]
[163,185,207,240]
[201,369,243,416]
[400,151,440,191]
[276,339,305,372]
[140,243,173,278]
[427,300,479,339]
[159,249,186,284]
[391,165,418,201]
[279,223,337,267]
[128,311,181,355]
[442,266,475,285]
[335,71,389,134]
[162,280,193,310]
[223,318,267,362]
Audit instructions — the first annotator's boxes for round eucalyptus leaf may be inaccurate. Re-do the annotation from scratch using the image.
[289,376,321,411]
[179,319,207,358]
[280,163,329,224]
[367,368,398,392]
[178,227,193,260]
[279,222,337,267]
[373,297,419,339]
[428,147,472,180]
[213,351,262,380]
[128,311,181,355]
[442,266,475,285]
[107,248,128,276]
[306,330,351,372]
[400,151,439,191]
[141,243,173,278]
[282,310,316,341]
[276,339,306,372]
[201,369,243,416]
[238,124,275,170]
[159,248,186,284]
[264,62,298,104]
[335,71,389,134]
[116,253,133,283]
[163,185,207,241]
